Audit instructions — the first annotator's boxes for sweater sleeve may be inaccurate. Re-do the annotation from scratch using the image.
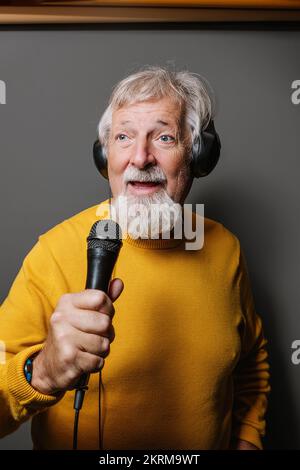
[231,245,271,450]
[0,237,65,439]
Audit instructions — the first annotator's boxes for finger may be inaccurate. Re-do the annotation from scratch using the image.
[74,351,105,377]
[67,309,115,339]
[66,290,111,312]
[108,278,124,302]
[66,290,115,318]
[74,329,111,358]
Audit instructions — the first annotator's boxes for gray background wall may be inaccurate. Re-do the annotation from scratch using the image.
[0,24,299,449]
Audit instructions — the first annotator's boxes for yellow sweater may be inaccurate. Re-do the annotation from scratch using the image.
[0,200,270,450]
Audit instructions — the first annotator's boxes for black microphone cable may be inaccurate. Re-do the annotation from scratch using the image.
[98,368,103,450]
[72,214,122,450]
[97,195,113,450]
[96,196,113,451]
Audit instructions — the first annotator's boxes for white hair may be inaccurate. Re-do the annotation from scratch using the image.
[97,65,215,160]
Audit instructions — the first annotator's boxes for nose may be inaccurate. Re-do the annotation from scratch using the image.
[129,136,156,170]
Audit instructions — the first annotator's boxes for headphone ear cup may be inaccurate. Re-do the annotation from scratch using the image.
[93,140,109,179]
[190,120,221,178]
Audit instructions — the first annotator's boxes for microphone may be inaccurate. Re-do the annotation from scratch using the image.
[73,219,123,412]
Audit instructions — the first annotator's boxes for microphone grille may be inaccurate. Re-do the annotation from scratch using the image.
[87,220,122,251]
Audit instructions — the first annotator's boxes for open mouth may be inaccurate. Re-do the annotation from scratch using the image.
[127,180,165,194]
[128,181,162,188]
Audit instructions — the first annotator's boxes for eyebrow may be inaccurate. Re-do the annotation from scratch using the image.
[119,119,174,127]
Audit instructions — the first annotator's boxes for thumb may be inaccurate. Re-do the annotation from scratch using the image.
[108,278,124,302]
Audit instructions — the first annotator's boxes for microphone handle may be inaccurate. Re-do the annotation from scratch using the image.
[74,247,119,411]
[85,247,120,292]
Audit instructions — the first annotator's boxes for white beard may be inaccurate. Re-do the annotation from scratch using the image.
[111,188,182,239]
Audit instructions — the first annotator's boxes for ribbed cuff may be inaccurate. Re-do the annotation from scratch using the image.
[232,423,263,450]
[7,344,64,410]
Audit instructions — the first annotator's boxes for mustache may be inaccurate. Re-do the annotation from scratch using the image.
[123,166,167,184]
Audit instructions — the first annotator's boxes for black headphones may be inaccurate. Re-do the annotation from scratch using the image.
[93,119,221,179]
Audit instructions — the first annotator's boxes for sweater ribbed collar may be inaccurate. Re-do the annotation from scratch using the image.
[123,233,184,250]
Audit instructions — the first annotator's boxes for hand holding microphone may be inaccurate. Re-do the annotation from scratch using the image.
[31,219,123,397]
[31,281,123,395]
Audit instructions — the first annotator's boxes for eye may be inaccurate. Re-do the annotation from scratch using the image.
[159,135,175,143]
[116,133,129,141]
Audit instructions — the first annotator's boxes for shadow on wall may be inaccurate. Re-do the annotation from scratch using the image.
[190,180,300,450]
[0,421,32,450]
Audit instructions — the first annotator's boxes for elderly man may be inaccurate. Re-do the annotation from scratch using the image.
[0,66,270,450]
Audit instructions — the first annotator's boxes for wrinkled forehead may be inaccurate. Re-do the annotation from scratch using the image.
[111,97,185,128]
